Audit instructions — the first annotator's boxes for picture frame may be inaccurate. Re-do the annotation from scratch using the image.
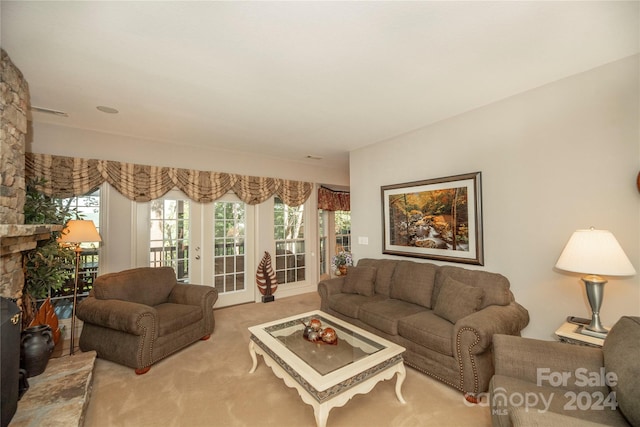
[381,172,483,265]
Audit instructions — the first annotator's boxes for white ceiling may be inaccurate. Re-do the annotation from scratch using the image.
[2,1,638,171]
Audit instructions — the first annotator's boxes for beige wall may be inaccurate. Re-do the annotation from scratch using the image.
[350,55,640,340]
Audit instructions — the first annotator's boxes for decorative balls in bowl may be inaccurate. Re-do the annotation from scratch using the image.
[309,318,322,331]
[320,327,337,344]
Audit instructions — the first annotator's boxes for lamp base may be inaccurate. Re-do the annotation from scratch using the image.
[580,327,608,339]
[582,275,608,334]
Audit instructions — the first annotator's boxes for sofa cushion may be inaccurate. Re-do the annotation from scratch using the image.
[389,261,437,308]
[433,276,485,323]
[398,311,454,356]
[329,293,385,319]
[434,266,511,308]
[342,266,376,297]
[93,267,176,307]
[357,258,397,296]
[603,316,640,427]
[359,299,426,335]
[155,303,203,337]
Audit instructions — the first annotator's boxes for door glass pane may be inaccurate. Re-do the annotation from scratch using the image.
[212,201,246,295]
[150,198,190,282]
[274,196,305,285]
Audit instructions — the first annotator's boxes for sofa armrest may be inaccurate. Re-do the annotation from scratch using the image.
[317,277,345,298]
[168,284,218,307]
[318,277,346,312]
[493,334,605,393]
[76,296,157,337]
[455,302,530,355]
[168,284,218,334]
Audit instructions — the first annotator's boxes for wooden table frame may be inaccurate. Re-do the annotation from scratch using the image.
[248,311,406,427]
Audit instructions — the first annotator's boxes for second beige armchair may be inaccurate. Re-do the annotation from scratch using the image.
[77,267,218,374]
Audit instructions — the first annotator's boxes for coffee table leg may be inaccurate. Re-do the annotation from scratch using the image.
[248,340,258,373]
[313,403,329,427]
[395,363,407,404]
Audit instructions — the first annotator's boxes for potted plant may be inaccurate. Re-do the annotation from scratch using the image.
[331,251,353,276]
[21,179,76,328]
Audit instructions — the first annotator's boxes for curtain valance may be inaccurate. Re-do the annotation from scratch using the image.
[317,186,350,211]
[26,153,313,206]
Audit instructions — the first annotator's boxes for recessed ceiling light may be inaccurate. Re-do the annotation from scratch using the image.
[306,155,323,160]
[30,106,68,117]
[96,106,119,114]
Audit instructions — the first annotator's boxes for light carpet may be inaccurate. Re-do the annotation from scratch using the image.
[83,292,491,427]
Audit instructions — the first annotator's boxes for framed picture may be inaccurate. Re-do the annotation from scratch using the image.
[381,172,483,265]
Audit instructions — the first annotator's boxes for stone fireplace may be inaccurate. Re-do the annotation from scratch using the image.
[0,49,58,308]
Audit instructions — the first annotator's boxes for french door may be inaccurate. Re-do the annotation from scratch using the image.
[194,195,255,307]
[145,191,255,308]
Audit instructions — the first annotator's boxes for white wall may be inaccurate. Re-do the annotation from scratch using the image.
[350,55,640,340]
[27,122,349,185]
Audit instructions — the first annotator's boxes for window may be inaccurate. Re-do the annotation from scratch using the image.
[49,187,101,318]
[318,209,351,277]
[150,198,190,282]
[274,196,305,284]
[213,201,246,295]
[335,210,351,253]
[318,210,327,275]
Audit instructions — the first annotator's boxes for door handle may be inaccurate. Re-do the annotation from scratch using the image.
[195,255,201,260]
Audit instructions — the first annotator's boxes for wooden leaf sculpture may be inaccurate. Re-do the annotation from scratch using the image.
[256,251,277,296]
[29,297,61,345]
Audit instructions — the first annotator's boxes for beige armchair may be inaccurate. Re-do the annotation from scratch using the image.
[490,316,640,427]
[76,267,218,374]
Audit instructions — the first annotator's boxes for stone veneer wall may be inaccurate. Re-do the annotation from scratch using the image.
[1,49,30,300]
[1,49,28,224]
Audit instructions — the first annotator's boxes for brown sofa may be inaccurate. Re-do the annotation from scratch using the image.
[318,258,529,397]
[76,267,218,374]
[490,316,640,427]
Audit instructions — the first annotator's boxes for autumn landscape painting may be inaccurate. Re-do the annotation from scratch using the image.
[382,172,483,265]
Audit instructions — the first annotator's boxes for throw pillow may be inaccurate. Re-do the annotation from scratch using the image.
[389,261,437,308]
[433,276,485,324]
[342,266,377,297]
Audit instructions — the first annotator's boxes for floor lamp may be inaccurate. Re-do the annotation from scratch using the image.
[58,220,102,355]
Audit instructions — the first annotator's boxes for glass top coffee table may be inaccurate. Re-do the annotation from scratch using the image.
[248,310,406,427]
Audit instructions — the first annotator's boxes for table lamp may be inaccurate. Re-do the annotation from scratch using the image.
[555,228,636,335]
[58,220,102,355]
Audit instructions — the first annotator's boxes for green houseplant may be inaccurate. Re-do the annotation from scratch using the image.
[21,178,76,328]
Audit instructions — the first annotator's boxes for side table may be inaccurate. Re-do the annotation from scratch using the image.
[555,321,605,348]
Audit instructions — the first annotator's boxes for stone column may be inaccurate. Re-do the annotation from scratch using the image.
[1,49,31,300]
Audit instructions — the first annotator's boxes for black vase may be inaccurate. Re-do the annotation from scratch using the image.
[20,324,54,377]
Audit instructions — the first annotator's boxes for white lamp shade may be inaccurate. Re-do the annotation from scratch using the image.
[555,229,636,276]
[58,220,102,244]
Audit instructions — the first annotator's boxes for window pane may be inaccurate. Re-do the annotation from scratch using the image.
[212,201,246,295]
[274,196,305,285]
[335,210,352,253]
[150,198,190,282]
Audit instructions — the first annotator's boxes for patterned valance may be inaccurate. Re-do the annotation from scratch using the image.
[25,153,313,206]
[317,186,350,211]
